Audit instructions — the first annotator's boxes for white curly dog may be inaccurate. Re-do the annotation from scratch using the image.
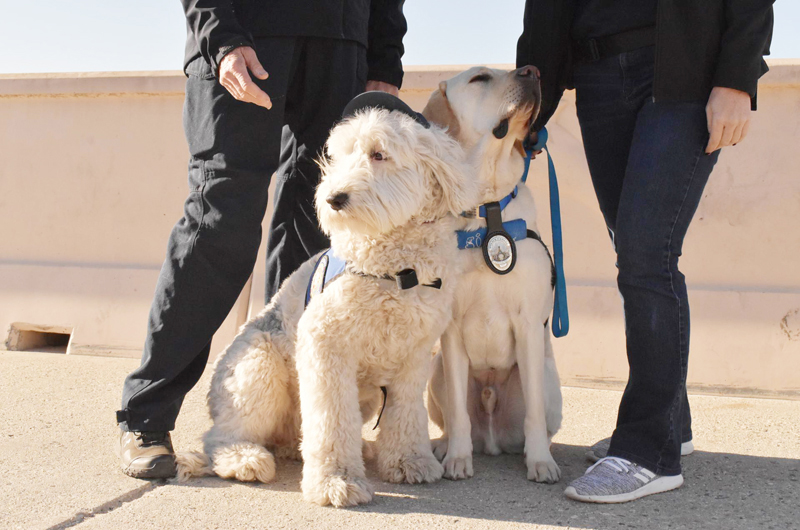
[176,100,478,507]
[422,66,563,484]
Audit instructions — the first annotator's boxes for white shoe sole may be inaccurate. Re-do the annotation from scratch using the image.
[564,474,684,504]
[586,440,695,463]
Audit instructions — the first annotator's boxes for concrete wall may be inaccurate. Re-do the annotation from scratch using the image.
[1,63,799,397]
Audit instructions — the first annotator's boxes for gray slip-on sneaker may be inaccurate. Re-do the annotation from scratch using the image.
[117,429,177,479]
[586,437,694,463]
[565,457,683,504]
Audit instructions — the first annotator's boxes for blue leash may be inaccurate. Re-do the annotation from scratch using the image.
[524,128,570,338]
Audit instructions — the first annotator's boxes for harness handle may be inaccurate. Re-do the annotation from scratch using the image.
[525,127,570,337]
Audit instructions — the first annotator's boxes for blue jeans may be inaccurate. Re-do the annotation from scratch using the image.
[573,46,720,475]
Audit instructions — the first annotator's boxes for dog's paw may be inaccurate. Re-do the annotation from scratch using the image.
[442,453,473,480]
[175,451,214,482]
[526,454,561,484]
[212,444,276,483]
[302,473,374,507]
[380,453,444,484]
[431,438,448,462]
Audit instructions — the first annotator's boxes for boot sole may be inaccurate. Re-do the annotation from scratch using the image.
[122,458,177,479]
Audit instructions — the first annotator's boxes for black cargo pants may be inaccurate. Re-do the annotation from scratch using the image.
[118,37,367,432]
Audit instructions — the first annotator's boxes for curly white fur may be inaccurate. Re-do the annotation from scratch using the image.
[176,108,478,508]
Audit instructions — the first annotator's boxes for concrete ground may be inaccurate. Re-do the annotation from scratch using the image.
[1,351,798,530]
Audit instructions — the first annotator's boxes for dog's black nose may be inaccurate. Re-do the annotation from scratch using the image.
[516,65,540,79]
[326,192,349,211]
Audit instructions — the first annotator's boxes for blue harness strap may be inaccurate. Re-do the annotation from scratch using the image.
[528,128,570,337]
[457,218,528,249]
[305,249,442,308]
[474,186,517,218]
[305,250,347,307]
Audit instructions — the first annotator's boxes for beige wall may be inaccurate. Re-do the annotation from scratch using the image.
[1,63,799,397]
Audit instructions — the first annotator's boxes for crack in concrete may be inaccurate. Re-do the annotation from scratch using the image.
[44,481,164,530]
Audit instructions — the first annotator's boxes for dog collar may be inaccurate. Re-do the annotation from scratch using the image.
[461,186,518,219]
[304,249,442,307]
[454,145,540,275]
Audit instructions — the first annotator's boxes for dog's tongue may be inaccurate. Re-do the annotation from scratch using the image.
[342,91,430,129]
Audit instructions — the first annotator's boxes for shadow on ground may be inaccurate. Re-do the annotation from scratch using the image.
[168,443,800,529]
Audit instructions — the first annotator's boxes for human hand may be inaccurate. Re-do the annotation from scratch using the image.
[524,130,543,158]
[219,46,272,109]
[366,80,399,96]
[705,86,751,154]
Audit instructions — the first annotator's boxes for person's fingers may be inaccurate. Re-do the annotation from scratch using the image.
[218,48,271,109]
[719,120,736,149]
[705,105,715,153]
[739,119,751,145]
[241,47,269,80]
[220,54,247,98]
[239,78,272,109]
[227,66,271,109]
[729,121,745,146]
[706,117,723,154]
[230,58,271,109]
[220,76,244,101]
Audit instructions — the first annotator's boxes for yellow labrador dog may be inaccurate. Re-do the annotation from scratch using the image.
[423,66,562,484]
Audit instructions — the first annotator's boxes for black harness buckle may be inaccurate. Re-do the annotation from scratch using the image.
[395,269,419,290]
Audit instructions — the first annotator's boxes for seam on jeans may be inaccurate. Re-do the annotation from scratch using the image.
[655,140,703,471]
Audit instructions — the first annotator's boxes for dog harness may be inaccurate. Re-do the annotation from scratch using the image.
[455,127,570,337]
[304,249,443,308]
[304,249,441,429]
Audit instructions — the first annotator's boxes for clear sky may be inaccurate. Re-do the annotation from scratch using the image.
[0,1,796,74]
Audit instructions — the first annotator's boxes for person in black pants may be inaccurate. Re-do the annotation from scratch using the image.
[517,0,773,502]
[116,0,407,479]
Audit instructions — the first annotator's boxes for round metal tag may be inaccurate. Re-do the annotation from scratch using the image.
[482,232,516,274]
[309,255,329,299]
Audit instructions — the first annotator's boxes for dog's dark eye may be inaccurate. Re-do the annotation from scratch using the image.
[371,151,386,161]
[469,73,491,84]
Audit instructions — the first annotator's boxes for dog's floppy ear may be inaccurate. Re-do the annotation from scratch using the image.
[422,82,461,140]
[418,128,478,217]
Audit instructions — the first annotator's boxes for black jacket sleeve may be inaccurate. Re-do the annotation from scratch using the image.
[712,0,774,98]
[516,0,574,131]
[366,0,407,88]
[181,0,255,76]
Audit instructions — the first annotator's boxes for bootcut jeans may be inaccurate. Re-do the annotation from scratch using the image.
[573,46,720,475]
